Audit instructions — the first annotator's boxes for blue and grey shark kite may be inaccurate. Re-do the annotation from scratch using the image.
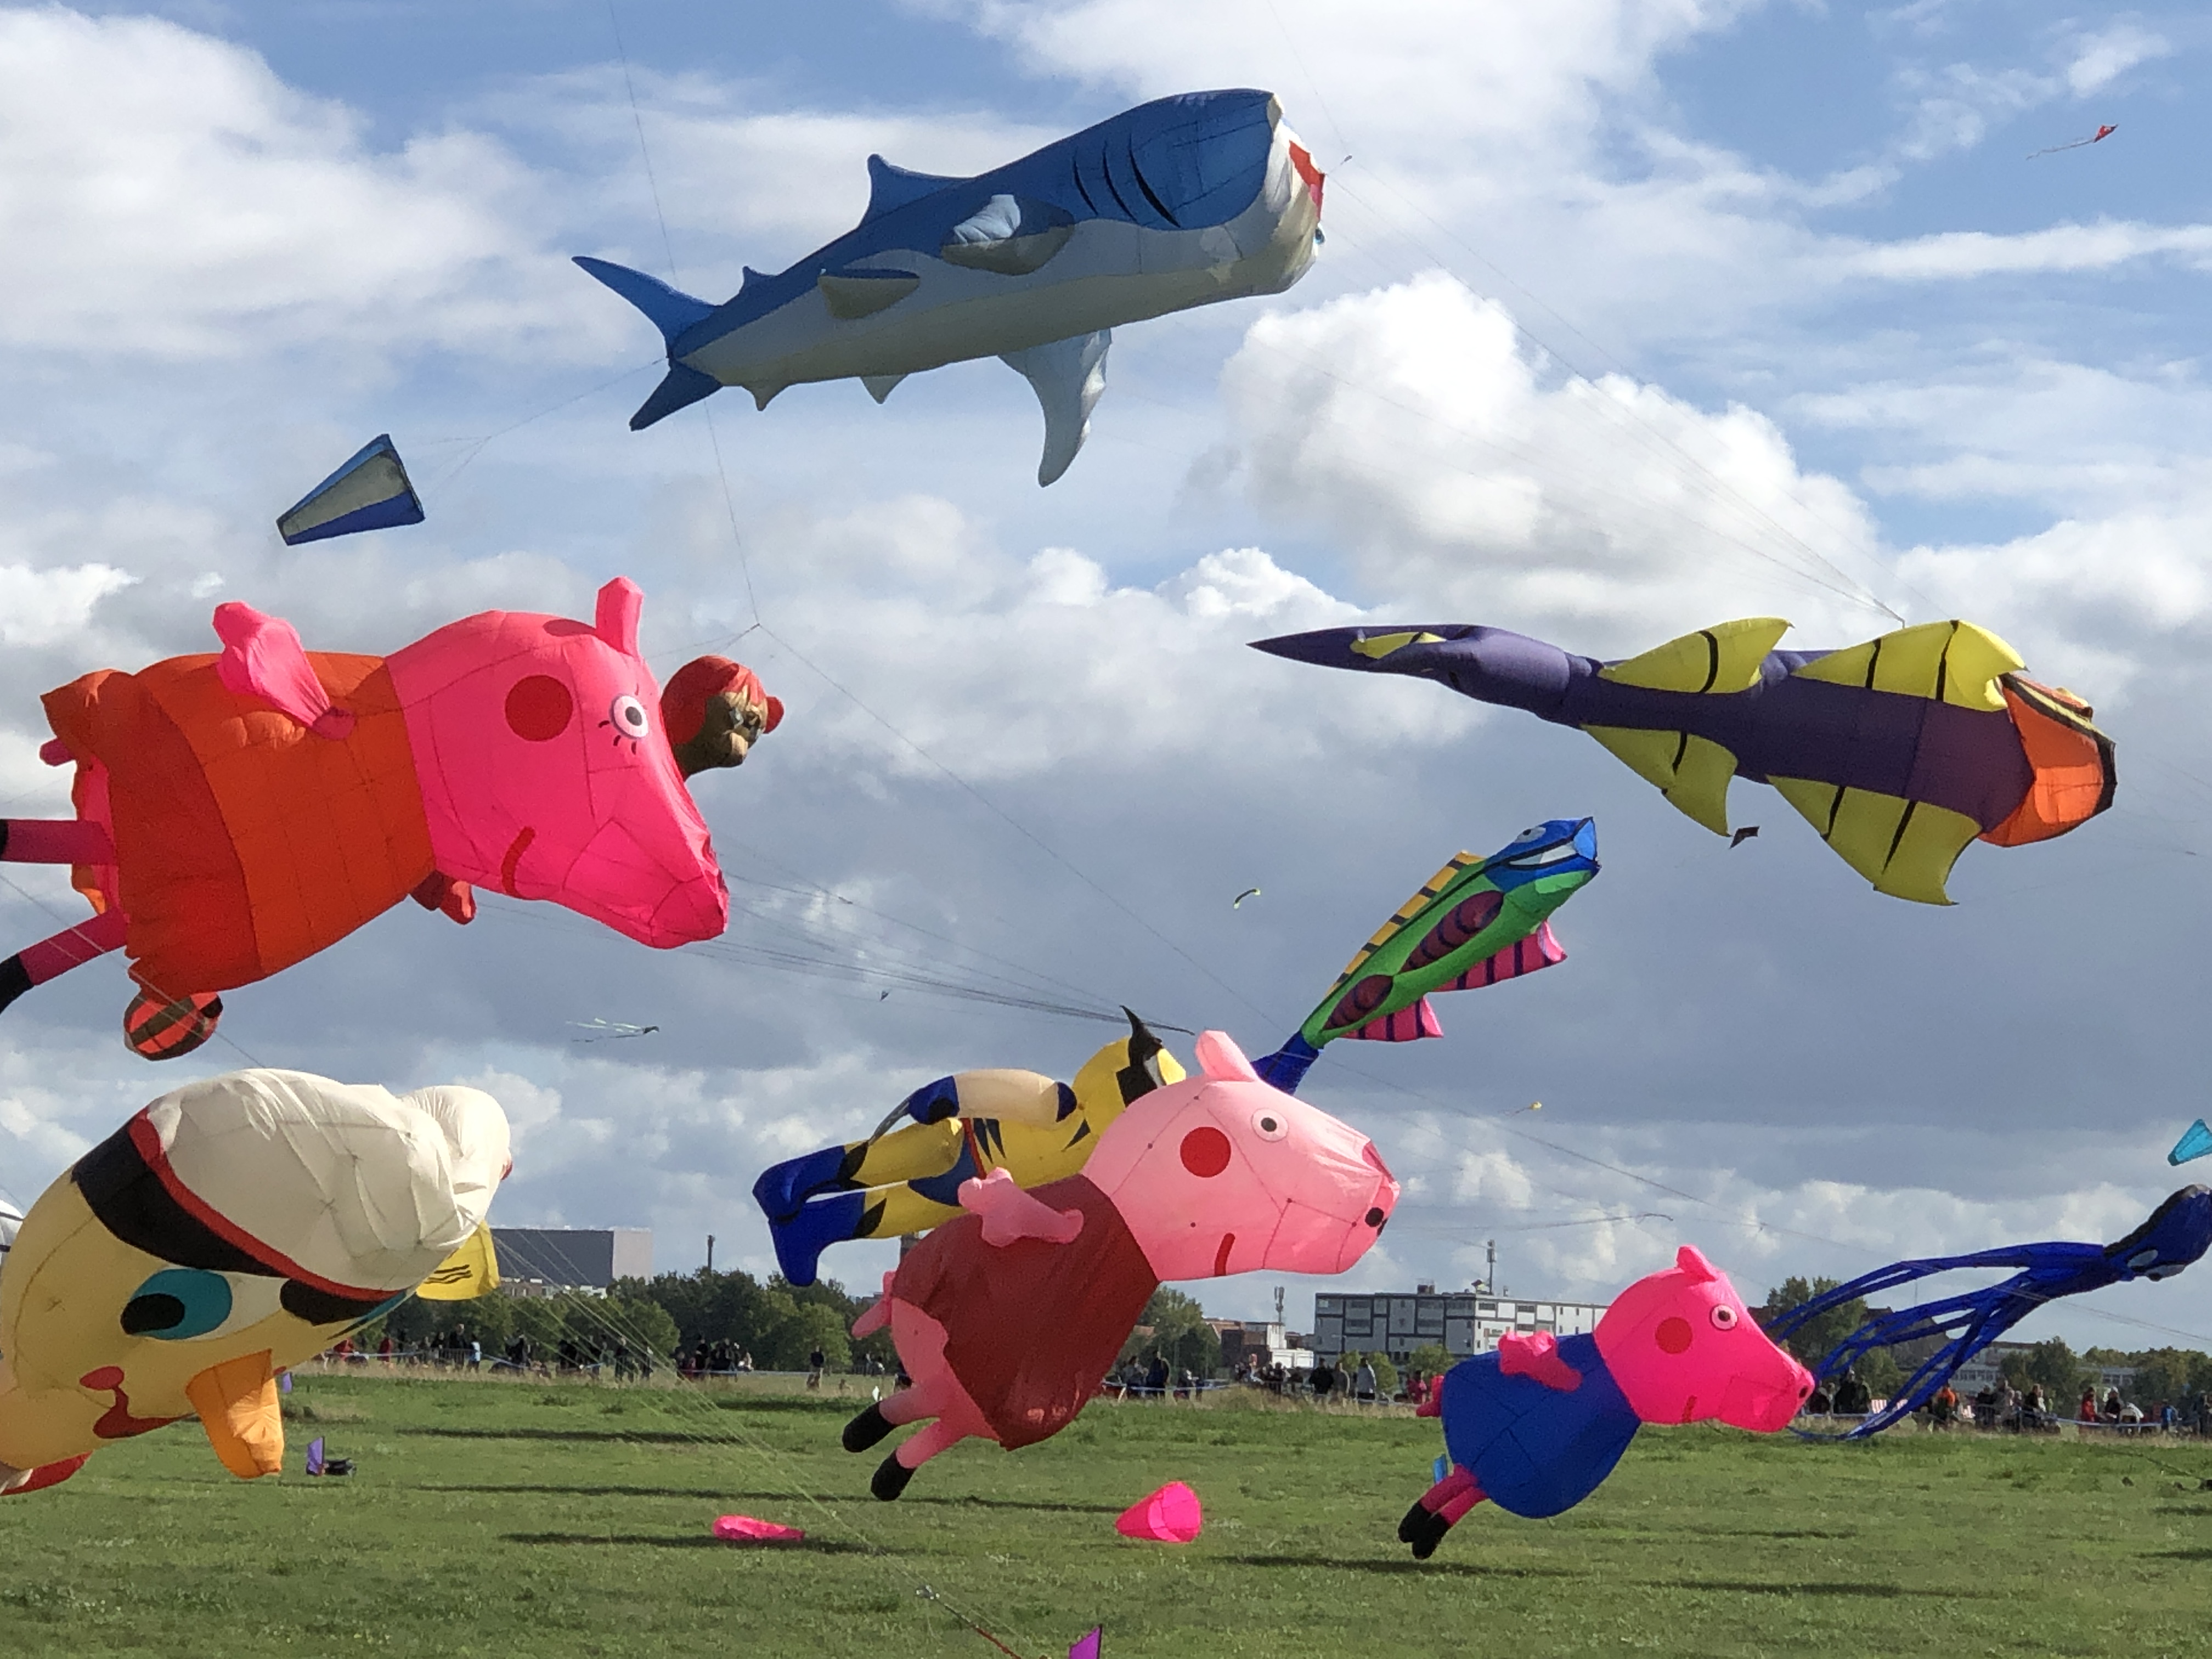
[575,89,1324,484]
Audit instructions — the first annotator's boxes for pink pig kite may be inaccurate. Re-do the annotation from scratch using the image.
[0,577,780,1056]
[842,1029,1400,1498]
[1398,1244,1813,1558]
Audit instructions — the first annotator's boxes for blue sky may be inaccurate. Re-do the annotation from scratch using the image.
[4,0,2212,1356]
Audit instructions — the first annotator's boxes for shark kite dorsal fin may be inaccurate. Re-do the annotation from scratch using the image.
[1599,618,1788,693]
[863,155,964,224]
[1790,619,2021,712]
[1000,329,1111,486]
[1582,726,1737,836]
[1767,777,1979,904]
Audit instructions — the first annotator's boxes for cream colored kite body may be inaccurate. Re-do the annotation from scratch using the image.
[0,1069,508,1493]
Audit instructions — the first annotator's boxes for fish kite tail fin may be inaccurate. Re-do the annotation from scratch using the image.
[1254,1034,1321,1094]
[573,256,724,430]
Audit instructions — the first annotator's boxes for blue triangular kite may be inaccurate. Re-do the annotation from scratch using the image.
[2170,1119,2212,1166]
[277,434,424,545]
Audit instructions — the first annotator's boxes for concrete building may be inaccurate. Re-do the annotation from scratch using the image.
[492,1227,652,1295]
[1312,1286,1609,1364]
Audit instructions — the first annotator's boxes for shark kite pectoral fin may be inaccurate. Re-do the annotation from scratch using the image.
[861,374,907,404]
[819,269,922,321]
[185,1350,284,1480]
[1768,778,1979,905]
[1583,727,1737,836]
[1791,619,2022,712]
[1599,619,1790,693]
[1001,329,1111,487]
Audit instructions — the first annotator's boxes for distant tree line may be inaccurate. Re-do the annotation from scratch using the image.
[1759,1277,2212,1410]
[356,1266,897,1373]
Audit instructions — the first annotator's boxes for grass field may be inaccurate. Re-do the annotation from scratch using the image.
[5,1369,2212,1658]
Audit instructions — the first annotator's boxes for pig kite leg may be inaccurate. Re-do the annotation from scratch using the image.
[1398,1465,1486,1560]
[842,1375,974,1500]
[0,820,125,1014]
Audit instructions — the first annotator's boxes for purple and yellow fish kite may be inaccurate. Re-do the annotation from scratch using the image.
[1251,617,2115,905]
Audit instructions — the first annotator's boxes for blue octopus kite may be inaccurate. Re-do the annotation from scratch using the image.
[1765,1185,2212,1438]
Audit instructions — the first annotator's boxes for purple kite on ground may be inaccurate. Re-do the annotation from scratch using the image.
[1250,616,2115,904]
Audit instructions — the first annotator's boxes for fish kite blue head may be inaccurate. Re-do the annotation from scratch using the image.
[1481,819,1600,894]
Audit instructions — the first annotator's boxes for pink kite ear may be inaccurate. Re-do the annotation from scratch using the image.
[594,577,643,657]
[1194,1030,1260,1083]
[1675,1244,1719,1283]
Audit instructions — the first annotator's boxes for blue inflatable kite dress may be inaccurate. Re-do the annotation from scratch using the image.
[1436,1333,1638,1519]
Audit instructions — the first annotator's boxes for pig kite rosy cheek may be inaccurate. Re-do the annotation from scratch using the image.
[0,578,774,1058]
[839,1030,1400,1499]
[1397,1244,1812,1559]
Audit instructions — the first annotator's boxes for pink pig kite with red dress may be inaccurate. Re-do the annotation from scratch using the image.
[842,1029,1400,1498]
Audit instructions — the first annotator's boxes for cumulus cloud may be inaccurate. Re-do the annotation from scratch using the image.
[0,8,587,359]
[1217,273,1892,647]
[0,561,133,646]
[2063,22,2171,96]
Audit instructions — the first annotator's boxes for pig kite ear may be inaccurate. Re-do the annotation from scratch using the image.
[594,577,644,658]
[1194,1030,1260,1083]
[1675,1244,1720,1283]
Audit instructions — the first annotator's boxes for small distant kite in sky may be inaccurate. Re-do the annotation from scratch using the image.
[568,1019,661,1042]
[277,435,424,546]
[2028,125,2115,159]
[2170,1119,2212,1166]
[1232,887,1262,908]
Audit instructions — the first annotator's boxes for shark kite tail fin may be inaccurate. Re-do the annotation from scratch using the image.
[573,256,725,430]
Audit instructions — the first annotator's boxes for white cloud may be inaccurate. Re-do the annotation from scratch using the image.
[0,8,585,359]
[735,494,1461,780]
[2064,22,2170,96]
[0,561,133,646]
[1217,273,1892,647]
[1855,220,2212,281]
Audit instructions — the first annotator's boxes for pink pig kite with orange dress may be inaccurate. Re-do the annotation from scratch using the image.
[0,577,780,1056]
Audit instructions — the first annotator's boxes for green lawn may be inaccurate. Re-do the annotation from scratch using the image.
[4,1369,2211,1657]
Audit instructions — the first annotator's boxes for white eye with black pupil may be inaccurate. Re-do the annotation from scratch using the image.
[1710,1305,1739,1330]
[610,695,650,739]
[1252,1110,1288,1142]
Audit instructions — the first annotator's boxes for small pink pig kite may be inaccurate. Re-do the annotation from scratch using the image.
[1399,1244,1813,1558]
[842,1030,1400,1498]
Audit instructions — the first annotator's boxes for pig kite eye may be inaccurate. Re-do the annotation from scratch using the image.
[1709,1305,1740,1330]
[609,693,651,741]
[1251,1109,1288,1142]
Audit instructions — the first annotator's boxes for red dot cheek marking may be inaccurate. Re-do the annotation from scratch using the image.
[1654,1317,1693,1354]
[1180,1127,1232,1177]
[505,675,574,741]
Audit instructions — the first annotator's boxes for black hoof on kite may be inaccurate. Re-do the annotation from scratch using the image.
[0,955,29,1017]
[1399,1500,1449,1560]
[870,1453,915,1502]
[843,1403,893,1454]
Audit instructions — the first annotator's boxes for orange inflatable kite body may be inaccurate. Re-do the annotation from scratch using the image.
[44,653,432,996]
[0,579,774,1054]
